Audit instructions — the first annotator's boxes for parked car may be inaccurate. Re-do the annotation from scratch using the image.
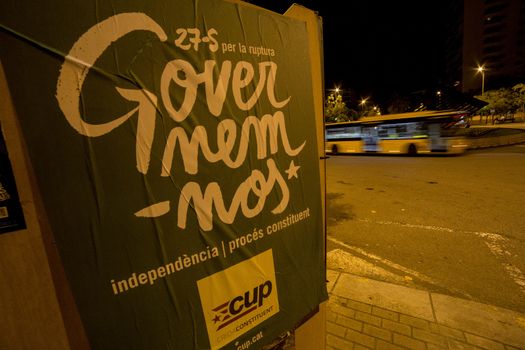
[494,112,515,124]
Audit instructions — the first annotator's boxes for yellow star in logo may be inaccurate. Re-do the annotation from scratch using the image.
[285,160,300,179]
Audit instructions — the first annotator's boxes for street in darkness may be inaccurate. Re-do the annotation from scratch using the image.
[326,144,525,314]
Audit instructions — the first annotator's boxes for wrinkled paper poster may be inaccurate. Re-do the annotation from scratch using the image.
[0,0,326,348]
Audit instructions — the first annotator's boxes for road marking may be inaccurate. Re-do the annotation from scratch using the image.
[327,237,474,298]
[327,248,410,284]
[328,237,437,286]
[356,218,525,294]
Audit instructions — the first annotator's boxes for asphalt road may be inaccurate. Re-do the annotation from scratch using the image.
[326,144,525,314]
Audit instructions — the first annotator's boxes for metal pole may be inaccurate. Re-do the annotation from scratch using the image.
[481,71,485,96]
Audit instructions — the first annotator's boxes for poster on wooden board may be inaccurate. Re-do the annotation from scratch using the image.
[0,0,327,348]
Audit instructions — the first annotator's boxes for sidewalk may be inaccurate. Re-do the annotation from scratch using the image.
[469,114,525,130]
[326,270,525,350]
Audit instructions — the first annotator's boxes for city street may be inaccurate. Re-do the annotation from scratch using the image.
[326,144,525,314]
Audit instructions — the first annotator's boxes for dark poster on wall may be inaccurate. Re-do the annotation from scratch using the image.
[0,124,26,234]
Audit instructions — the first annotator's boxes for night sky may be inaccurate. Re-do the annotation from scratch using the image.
[247,1,449,109]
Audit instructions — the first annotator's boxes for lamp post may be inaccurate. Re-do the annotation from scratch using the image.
[360,98,368,116]
[477,65,485,96]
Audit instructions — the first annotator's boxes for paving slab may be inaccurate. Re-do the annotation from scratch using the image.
[331,273,434,321]
[431,293,525,348]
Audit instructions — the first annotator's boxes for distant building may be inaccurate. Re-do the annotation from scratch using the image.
[444,0,525,94]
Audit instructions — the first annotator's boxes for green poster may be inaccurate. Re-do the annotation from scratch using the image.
[0,0,326,348]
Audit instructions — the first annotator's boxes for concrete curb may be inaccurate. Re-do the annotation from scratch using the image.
[326,270,525,350]
[466,121,525,149]
[467,129,525,149]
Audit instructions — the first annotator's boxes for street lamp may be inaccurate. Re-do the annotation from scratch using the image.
[477,65,485,96]
[326,86,342,97]
[360,97,369,116]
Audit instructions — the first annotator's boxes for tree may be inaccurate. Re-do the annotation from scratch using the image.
[475,86,522,122]
[324,93,352,123]
[386,93,412,114]
[512,83,525,112]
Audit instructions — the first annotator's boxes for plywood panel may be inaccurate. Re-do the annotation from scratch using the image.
[0,61,72,350]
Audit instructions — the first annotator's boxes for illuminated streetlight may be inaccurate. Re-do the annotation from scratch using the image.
[360,97,369,117]
[477,65,485,96]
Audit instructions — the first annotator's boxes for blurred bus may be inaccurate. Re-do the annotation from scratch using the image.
[325,110,470,155]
